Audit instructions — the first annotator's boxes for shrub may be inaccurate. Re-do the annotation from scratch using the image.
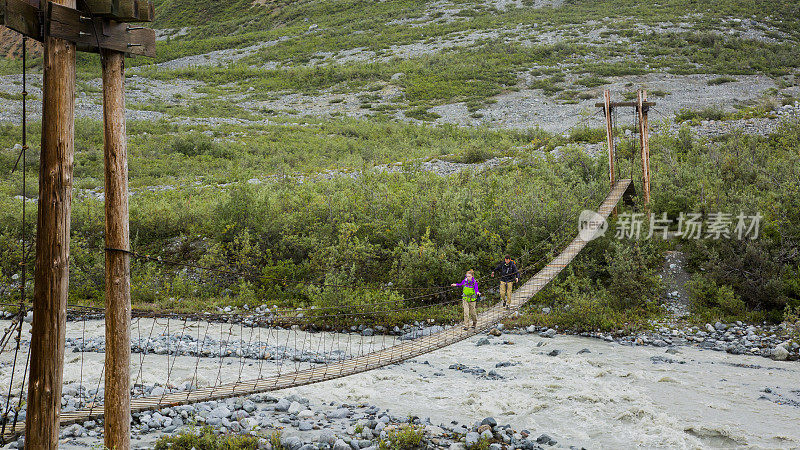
[379,424,425,450]
[785,305,800,345]
[466,436,492,450]
[569,126,606,144]
[270,430,286,450]
[605,242,663,309]
[708,76,737,85]
[170,133,228,158]
[404,107,440,121]
[153,426,260,449]
[576,75,609,88]
[687,275,746,315]
[461,146,494,164]
[674,106,726,123]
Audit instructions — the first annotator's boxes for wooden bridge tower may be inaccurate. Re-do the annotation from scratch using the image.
[598,89,653,209]
[0,0,154,447]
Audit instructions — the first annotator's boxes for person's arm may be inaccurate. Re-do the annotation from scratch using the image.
[492,263,501,277]
[512,262,519,282]
[451,278,465,287]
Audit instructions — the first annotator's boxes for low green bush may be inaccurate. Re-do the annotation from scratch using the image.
[688,274,746,315]
[153,426,259,449]
[708,76,738,85]
[170,133,228,158]
[683,273,777,325]
[379,424,425,450]
[674,106,726,123]
[404,107,441,121]
[569,127,606,144]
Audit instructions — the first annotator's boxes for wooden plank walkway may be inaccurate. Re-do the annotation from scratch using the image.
[2,179,631,439]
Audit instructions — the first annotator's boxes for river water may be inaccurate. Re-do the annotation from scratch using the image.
[288,332,800,449]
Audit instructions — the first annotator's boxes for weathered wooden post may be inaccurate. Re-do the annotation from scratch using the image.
[602,89,616,214]
[101,46,132,450]
[1,0,155,443]
[602,89,616,188]
[637,89,651,208]
[26,0,77,446]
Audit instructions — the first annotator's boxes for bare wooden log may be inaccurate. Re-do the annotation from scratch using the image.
[603,89,615,188]
[637,89,651,208]
[101,48,132,450]
[25,0,76,446]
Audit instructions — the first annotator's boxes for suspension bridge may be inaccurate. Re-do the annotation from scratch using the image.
[0,178,632,440]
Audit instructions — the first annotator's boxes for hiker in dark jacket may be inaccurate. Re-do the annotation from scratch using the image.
[491,255,518,308]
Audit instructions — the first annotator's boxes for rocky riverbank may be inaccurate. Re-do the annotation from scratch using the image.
[512,321,800,362]
[2,388,573,450]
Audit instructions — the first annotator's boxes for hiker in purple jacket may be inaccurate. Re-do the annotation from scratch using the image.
[451,270,480,330]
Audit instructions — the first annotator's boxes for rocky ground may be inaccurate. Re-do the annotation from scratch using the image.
[1,72,795,135]
[2,390,568,449]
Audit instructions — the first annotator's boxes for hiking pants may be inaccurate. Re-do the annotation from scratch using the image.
[500,281,513,304]
[463,298,477,327]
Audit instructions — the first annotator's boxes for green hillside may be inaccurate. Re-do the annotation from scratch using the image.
[0,0,799,332]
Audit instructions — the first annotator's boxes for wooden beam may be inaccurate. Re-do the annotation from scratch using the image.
[637,89,651,208]
[77,0,113,14]
[77,0,153,22]
[2,0,155,56]
[47,4,156,57]
[113,0,137,21]
[101,48,132,450]
[134,0,153,22]
[2,0,42,39]
[594,100,656,108]
[25,0,76,446]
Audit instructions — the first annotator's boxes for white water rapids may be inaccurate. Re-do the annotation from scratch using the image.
[1,319,798,449]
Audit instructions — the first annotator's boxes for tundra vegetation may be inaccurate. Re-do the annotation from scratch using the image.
[1,0,799,332]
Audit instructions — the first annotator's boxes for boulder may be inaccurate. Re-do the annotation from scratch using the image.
[772,345,790,361]
[319,429,337,445]
[274,399,291,412]
[480,417,497,427]
[465,432,480,447]
[288,401,305,415]
[540,328,556,338]
[333,439,351,450]
[281,436,303,450]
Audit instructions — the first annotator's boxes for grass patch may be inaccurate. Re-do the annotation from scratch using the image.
[674,106,726,123]
[576,75,609,88]
[708,75,738,85]
[404,107,440,121]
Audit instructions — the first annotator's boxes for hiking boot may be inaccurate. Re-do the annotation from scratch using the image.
[463,326,469,330]
[502,300,507,308]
